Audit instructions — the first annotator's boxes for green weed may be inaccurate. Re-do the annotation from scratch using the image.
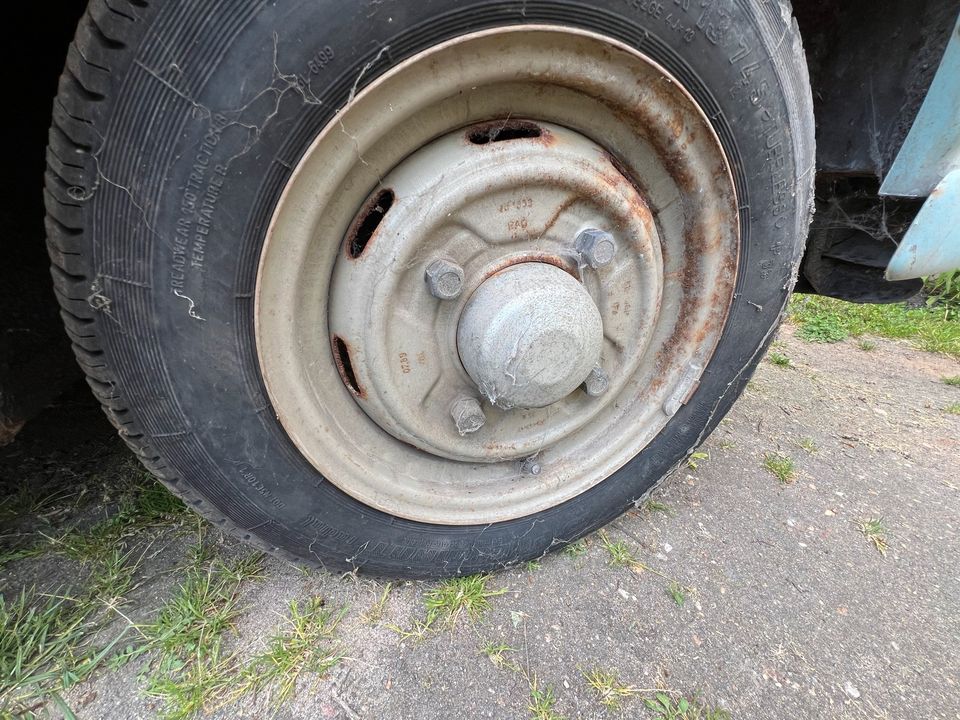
[789,295,960,356]
[643,500,674,515]
[235,597,344,706]
[686,452,709,471]
[140,553,264,719]
[924,270,960,320]
[665,582,687,608]
[768,351,792,367]
[856,518,889,557]
[561,539,588,558]
[0,526,154,717]
[0,587,131,718]
[481,642,519,671]
[424,575,505,627]
[528,677,565,720]
[763,452,797,484]
[794,313,848,343]
[645,693,730,720]
[581,668,640,709]
[598,532,637,568]
[361,583,392,625]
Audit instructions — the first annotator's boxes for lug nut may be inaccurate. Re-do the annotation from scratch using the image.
[451,397,486,436]
[575,228,617,269]
[520,456,543,476]
[583,365,610,397]
[425,259,465,300]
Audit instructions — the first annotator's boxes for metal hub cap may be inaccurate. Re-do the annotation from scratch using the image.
[255,27,740,524]
[458,263,603,410]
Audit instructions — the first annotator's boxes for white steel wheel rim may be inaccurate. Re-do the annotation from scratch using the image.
[255,26,739,525]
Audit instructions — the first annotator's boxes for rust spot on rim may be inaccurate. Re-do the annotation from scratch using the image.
[481,253,579,283]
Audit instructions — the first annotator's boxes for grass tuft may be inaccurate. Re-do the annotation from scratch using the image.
[789,295,960,356]
[145,557,260,657]
[0,522,156,716]
[235,597,344,706]
[481,642,518,671]
[421,575,506,629]
[140,552,264,719]
[360,583,392,625]
[794,313,848,343]
[581,668,639,709]
[665,582,687,608]
[645,692,730,720]
[643,500,674,516]
[561,539,588,559]
[768,351,792,367]
[686,451,709,471]
[944,376,960,387]
[856,518,889,557]
[945,402,960,416]
[598,532,637,568]
[0,588,130,718]
[50,481,189,567]
[857,338,878,352]
[762,452,797,484]
[924,270,960,319]
[528,677,565,720]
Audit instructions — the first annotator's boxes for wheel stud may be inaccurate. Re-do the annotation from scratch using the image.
[575,228,617,269]
[425,259,465,300]
[520,456,543,476]
[583,365,610,397]
[450,397,486,436]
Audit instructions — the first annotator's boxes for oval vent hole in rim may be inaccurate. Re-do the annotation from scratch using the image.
[468,120,543,145]
[333,336,363,396]
[349,188,395,258]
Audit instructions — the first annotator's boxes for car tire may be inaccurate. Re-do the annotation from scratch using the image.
[46,0,814,578]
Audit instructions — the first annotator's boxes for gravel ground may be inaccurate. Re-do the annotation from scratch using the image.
[2,326,959,720]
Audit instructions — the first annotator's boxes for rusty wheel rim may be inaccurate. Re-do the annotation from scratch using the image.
[255,26,739,525]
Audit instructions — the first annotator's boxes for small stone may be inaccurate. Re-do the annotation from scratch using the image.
[843,682,861,700]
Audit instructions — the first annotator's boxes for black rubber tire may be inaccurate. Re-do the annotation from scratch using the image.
[46,0,814,578]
